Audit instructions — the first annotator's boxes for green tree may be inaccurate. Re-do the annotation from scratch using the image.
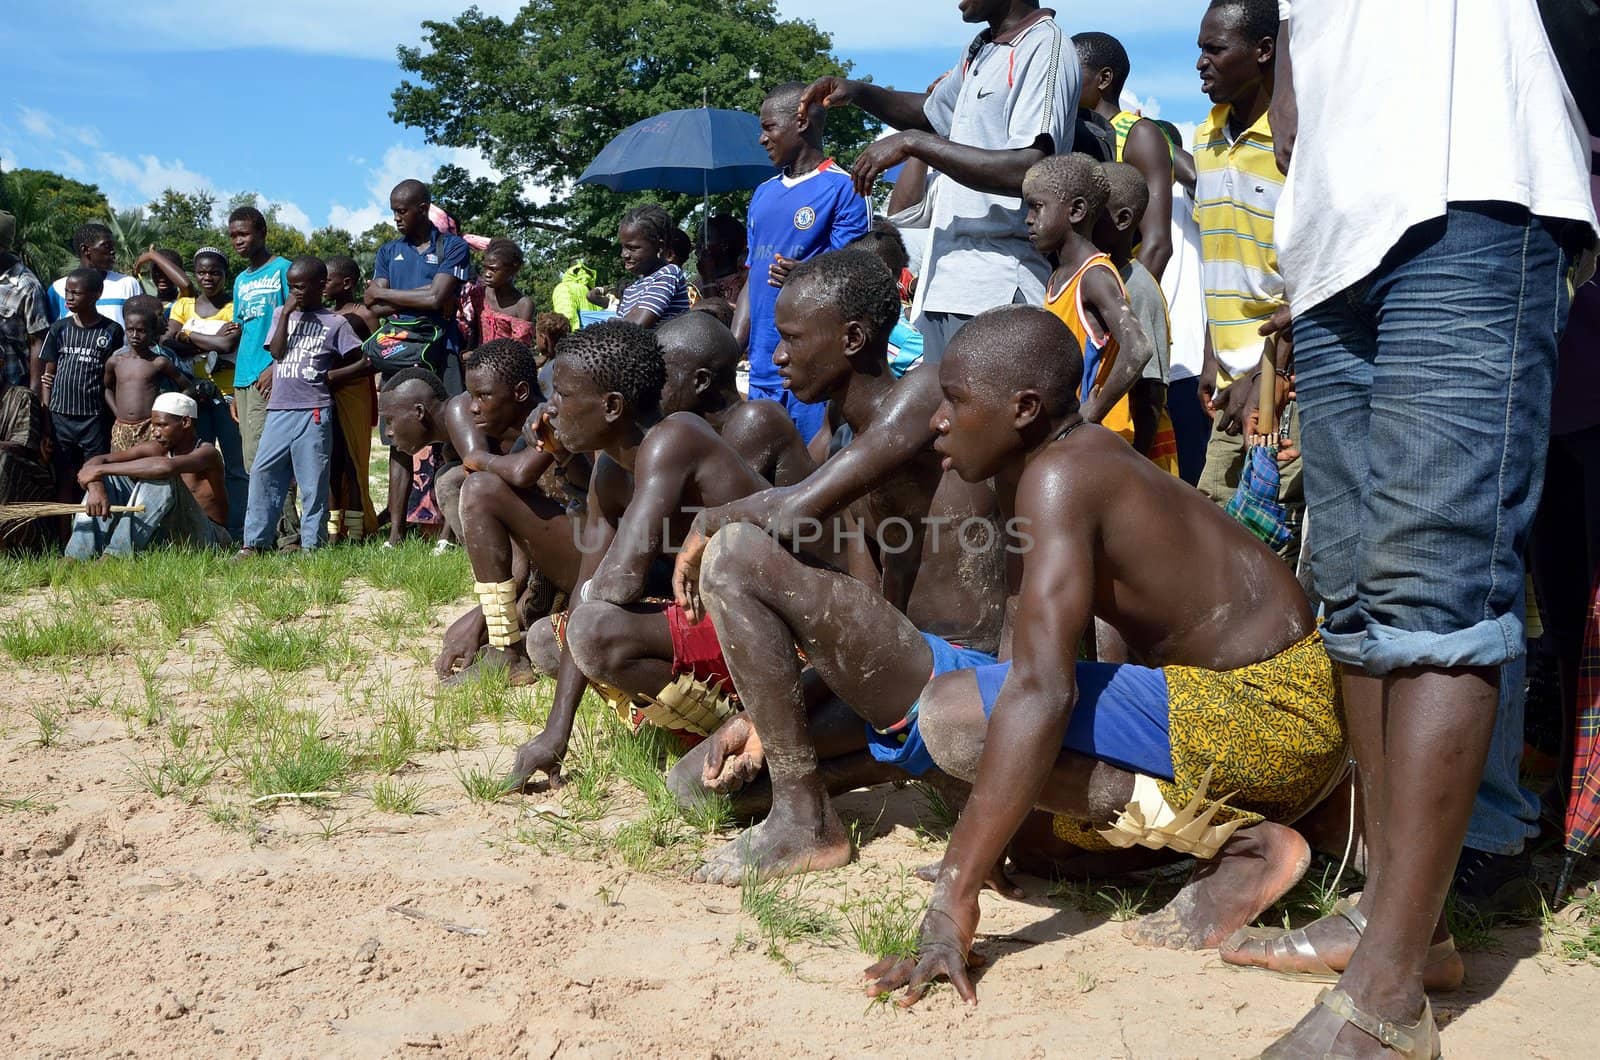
[0,167,112,281]
[106,207,164,277]
[148,188,219,247]
[391,0,875,283]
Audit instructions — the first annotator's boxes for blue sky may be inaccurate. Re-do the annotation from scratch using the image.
[2,1,1211,233]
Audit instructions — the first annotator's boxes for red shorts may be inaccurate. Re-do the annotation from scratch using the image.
[665,603,735,700]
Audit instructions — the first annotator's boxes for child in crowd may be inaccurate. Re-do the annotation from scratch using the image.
[133,247,194,311]
[48,224,144,326]
[35,267,123,499]
[1024,153,1153,442]
[323,255,379,542]
[237,257,364,557]
[1095,161,1178,473]
[477,239,536,345]
[665,227,694,273]
[105,294,190,451]
[165,248,245,537]
[615,204,690,327]
[533,312,570,366]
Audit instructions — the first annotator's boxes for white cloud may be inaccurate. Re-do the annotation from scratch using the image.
[17,104,100,147]
[328,141,556,233]
[97,152,213,201]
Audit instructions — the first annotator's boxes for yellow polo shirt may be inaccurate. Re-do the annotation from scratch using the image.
[1193,104,1285,380]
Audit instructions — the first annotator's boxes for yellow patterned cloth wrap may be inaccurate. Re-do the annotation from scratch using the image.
[1052,631,1346,847]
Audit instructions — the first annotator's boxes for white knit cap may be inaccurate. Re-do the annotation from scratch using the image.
[152,392,199,419]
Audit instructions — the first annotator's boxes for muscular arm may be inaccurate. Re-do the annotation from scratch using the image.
[930,462,1094,942]
[855,130,1048,199]
[586,423,696,605]
[1124,123,1175,280]
[732,279,751,350]
[136,251,195,298]
[1269,19,1296,175]
[82,440,216,482]
[802,77,934,133]
[1078,269,1155,425]
[365,273,460,316]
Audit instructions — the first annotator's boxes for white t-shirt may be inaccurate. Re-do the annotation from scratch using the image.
[1162,182,1208,382]
[48,270,143,326]
[1276,0,1598,315]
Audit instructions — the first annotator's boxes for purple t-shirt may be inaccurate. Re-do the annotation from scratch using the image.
[263,307,361,411]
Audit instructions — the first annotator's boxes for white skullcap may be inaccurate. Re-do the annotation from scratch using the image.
[152,392,199,420]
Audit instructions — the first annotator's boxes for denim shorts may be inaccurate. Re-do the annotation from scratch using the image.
[1293,202,1573,675]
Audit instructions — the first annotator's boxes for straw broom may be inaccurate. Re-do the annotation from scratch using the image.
[0,501,145,536]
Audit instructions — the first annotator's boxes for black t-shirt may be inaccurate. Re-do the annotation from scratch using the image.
[39,315,122,418]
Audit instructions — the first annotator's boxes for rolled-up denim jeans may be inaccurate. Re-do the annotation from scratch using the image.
[1293,202,1571,676]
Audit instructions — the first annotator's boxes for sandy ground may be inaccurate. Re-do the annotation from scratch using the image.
[1,577,1597,1059]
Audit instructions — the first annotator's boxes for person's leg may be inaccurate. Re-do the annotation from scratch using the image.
[1454,651,1543,913]
[287,408,333,551]
[1195,411,1244,507]
[451,470,581,683]
[435,463,468,540]
[385,447,410,546]
[1267,205,1566,1057]
[64,473,135,559]
[242,411,298,551]
[691,522,936,885]
[1166,375,1210,486]
[563,601,674,697]
[50,414,89,503]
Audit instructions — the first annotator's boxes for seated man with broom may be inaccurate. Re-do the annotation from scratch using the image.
[62,391,229,558]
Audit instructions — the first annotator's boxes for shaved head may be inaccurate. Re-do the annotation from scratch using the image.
[1101,161,1150,226]
[391,179,430,206]
[947,305,1082,417]
[658,312,741,376]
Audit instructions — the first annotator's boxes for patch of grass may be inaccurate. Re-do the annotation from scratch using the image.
[238,711,352,799]
[841,878,927,961]
[360,538,470,614]
[1258,860,1355,929]
[453,755,513,804]
[224,619,333,672]
[127,747,219,801]
[362,691,423,774]
[739,870,840,966]
[612,800,703,873]
[912,780,961,840]
[1544,889,1600,965]
[679,790,735,836]
[202,798,256,833]
[2,611,114,661]
[31,703,66,748]
[369,777,428,815]
[1049,880,1160,922]
[0,793,57,813]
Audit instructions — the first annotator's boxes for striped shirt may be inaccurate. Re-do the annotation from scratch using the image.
[1193,104,1284,380]
[39,315,122,418]
[47,270,143,326]
[617,263,690,326]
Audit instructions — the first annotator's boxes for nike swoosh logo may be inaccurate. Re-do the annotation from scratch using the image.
[977,88,996,99]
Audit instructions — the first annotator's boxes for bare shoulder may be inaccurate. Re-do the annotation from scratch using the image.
[722,398,796,441]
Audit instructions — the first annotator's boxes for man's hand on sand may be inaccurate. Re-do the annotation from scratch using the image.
[701,714,765,794]
[435,607,487,677]
[863,900,984,1007]
[507,731,565,792]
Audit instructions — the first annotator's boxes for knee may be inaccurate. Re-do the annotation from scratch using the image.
[917,670,985,783]
[564,600,630,682]
[701,523,778,602]
[525,617,562,676]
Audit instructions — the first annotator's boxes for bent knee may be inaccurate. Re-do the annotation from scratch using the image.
[917,669,987,783]
[701,522,785,599]
[564,600,629,682]
[525,617,561,676]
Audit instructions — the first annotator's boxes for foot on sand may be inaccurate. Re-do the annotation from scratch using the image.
[1124,821,1310,950]
[691,809,852,886]
[441,646,536,688]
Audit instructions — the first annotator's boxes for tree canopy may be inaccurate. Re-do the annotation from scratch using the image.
[391,0,878,283]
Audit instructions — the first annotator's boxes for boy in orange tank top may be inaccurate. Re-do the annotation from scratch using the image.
[1023,153,1153,441]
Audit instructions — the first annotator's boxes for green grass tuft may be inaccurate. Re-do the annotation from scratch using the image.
[237,711,352,799]
[739,870,840,965]
[369,777,429,815]
[2,611,115,661]
[841,878,928,961]
[224,619,334,672]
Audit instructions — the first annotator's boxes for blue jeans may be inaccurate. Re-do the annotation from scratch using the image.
[66,475,230,558]
[195,396,247,540]
[1293,203,1571,675]
[245,407,332,551]
[1467,651,1541,855]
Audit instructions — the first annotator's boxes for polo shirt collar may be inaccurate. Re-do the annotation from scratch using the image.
[966,7,1054,63]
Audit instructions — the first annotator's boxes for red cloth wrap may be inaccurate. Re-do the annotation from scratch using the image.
[666,603,734,697]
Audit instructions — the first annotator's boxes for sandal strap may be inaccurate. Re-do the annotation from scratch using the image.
[1316,988,1433,1057]
[1331,897,1368,935]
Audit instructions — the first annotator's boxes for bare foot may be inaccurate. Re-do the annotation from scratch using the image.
[1125,821,1310,950]
[441,646,536,688]
[690,807,852,886]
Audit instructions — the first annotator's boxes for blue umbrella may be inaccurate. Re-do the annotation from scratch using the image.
[578,108,777,212]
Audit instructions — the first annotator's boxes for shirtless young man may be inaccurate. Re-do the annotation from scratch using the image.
[664,248,1008,868]
[655,312,815,488]
[504,321,836,789]
[105,296,191,451]
[816,306,1343,1008]
[68,391,230,558]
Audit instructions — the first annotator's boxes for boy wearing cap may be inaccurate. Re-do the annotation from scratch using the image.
[66,391,230,558]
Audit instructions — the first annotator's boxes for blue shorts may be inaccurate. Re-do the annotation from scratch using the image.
[863,633,996,777]
[747,381,829,446]
[975,661,1175,780]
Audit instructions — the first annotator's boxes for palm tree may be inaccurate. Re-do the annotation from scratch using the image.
[0,169,73,283]
[106,206,164,287]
